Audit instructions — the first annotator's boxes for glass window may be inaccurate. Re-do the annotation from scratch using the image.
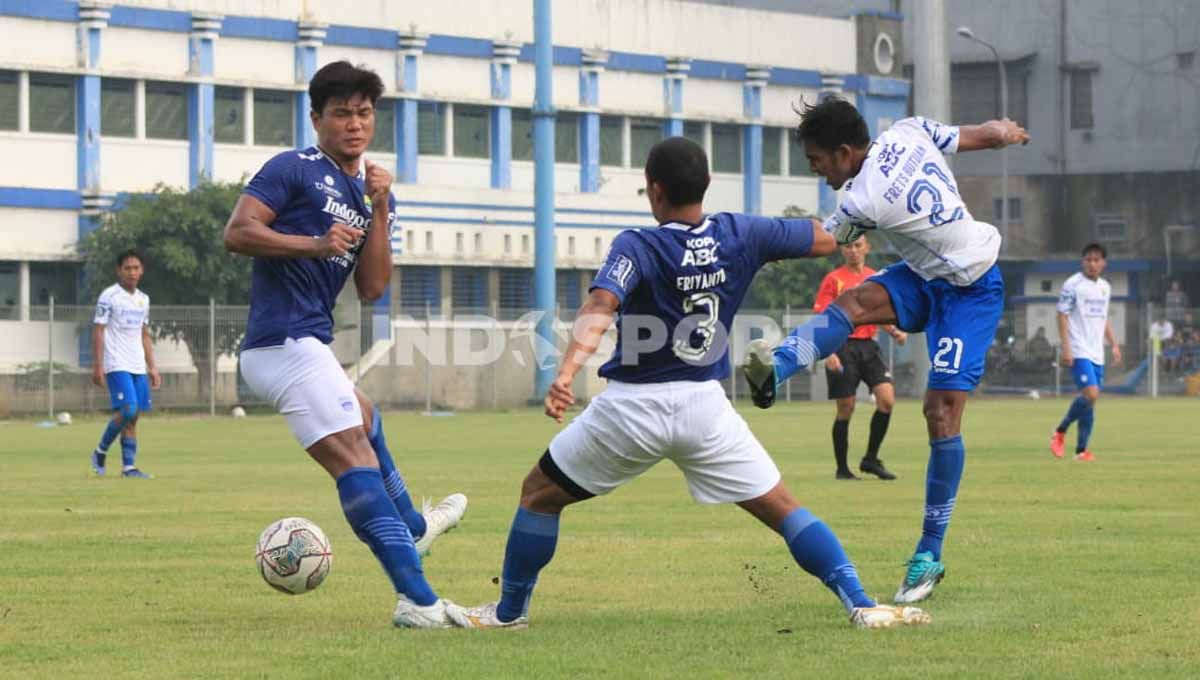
[711,123,741,173]
[29,73,74,134]
[30,261,79,306]
[762,127,782,175]
[556,270,581,313]
[630,117,662,169]
[951,62,1029,131]
[600,114,623,167]
[100,78,135,138]
[145,81,187,140]
[214,86,244,144]
[511,108,533,161]
[0,261,18,319]
[452,267,488,313]
[499,268,532,320]
[253,89,294,147]
[683,121,705,149]
[556,112,578,163]
[0,70,19,131]
[369,98,395,152]
[400,265,441,317]
[453,104,489,159]
[418,101,445,155]
[788,129,811,177]
[1070,70,1094,130]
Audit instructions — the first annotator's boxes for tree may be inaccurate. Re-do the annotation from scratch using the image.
[80,180,250,397]
[743,205,896,313]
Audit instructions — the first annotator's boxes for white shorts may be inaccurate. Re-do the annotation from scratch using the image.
[239,337,362,449]
[549,380,780,504]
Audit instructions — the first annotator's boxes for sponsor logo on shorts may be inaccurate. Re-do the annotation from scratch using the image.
[1080,375,1088,383]
[116,392,124,400]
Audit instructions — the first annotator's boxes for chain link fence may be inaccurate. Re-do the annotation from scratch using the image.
[1,299,1196,418]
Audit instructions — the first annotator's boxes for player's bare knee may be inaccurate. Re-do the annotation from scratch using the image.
[835,397,856,420]
[875,389,895,413]
[923,394,961,439]
[1082,388,1099,405]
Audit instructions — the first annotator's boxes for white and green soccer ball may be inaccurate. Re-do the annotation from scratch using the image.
[255,517,332,595]
[55,412,72,426]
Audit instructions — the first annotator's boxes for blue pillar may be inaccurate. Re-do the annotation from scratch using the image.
[188,13,221,188]
[295,23,326,149]
[818,74,846,218]
[395,32,426,184]
[490,40,520,190]
[578,49,607,193]
[742,66,768,215]
[532,0,556,398]
[75,2,108,221]
[663,57,690,137]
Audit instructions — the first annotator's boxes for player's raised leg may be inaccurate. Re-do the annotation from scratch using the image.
[739,482,930,628]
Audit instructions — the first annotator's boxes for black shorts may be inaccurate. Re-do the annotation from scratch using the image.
[826,338,892,400]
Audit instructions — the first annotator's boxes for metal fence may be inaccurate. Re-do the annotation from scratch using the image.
[1,299,1196,418]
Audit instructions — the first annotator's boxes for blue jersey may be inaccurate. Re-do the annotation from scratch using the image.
[591,213,815,383]
[240,147,396,350]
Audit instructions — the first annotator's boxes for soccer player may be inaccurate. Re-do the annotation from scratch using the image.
[1050,243,1121,461]
[446,137,932,631]
[223,61,466,628]
[89,249,160,479]
[741,98,1029,604]
[812,235,907,480]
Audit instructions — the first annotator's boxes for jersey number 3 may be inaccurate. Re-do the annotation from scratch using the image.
[673,292,720,361]
[906,162,963,227]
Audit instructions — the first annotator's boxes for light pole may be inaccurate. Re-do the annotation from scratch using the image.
[956,26,1008,251]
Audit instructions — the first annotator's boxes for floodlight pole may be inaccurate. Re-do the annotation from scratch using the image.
[532,0,557,400]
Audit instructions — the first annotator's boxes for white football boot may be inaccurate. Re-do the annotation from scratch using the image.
[415,493,468,555]
[444,601,529,630]
[850,603,932,629]
[392,596,455,629]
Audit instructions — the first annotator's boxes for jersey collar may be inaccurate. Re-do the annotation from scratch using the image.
[314,146,367,181]
[659,217,711,233]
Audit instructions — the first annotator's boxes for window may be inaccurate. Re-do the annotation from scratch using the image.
[144,81,187,140]
[504,234,512,254]
[405,230,414,251]
[452,267,488,312]
[512,108,533,161]
[951,62,1029,130]
[0,262,18,318]
[29,73,74,134]
[99,78,135,138]
[992,197,1023,224]
[762,127,782,175]
[594,236,602,256]
[521,234,530,255]
[424,231,433,251]
[1178,51,1195,71]
[253,89,293,147]
[400,266,441,317]
[683,121,705,149]
[1094,216,1127,243]
[567,235,575,256]
[0,70,16,130]
[30,261,80,307]
[474,233,482,252]
[556,270,581,313]
[214,86,244,143]
[369,98,395,152]
[556,112,578,163]
[455,232,464,254]
[453,104,489,158]
[630,117,663,169]
[418,102,445,155]
[600,114,623,167]
[499,268,532,319]
[788,129,811,177]
[711,123,741,173]
[1070,70,1094,130]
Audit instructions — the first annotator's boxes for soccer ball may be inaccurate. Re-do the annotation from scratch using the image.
[55,412,72,426]
[230,406,247,418]
[255,517,332,595]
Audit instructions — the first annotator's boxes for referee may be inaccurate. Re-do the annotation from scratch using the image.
[813,235,907,480]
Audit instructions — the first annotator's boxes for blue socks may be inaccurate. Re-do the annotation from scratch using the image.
[779,508,875,613]
[1076,403,1095,453]
[336,467,437,606]
[915,435,965,561]
[96,419,122,454]
[497,507,560,622]
[120,436,137,469]
[367,409,426,539]
[1057,395,1090,434]
[774,303,855,384]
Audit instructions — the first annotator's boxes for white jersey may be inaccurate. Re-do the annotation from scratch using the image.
[1057,272,1111,364]
[93,283,150,374]
[823,117,1001,286]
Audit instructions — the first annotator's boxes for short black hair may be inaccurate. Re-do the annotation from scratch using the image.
[309,61,384,115]
[115,249,142,267]
[645,137,710,206]
[796,96,871,152]
[1081,242,1107,258]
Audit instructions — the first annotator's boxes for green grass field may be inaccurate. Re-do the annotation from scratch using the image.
[2,398,1198,679]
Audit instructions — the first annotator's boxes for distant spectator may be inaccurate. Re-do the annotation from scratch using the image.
[1027,326,1055,366]
[1165,280,1189,325]
[1150,317,1174,343]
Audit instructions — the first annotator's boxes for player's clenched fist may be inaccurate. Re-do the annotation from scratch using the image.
[364,160,392,206]
[544,375,576,423]
[317,222,363,258]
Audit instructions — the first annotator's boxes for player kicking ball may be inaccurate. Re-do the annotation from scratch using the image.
[741,98,1029,604]
[447,138,931,631]
[1050,243,1120,461]
[224,61,465,628]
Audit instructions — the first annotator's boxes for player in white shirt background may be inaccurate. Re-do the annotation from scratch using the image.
[90,250,160,479]
[743,97,1029,604]
[1050,243,1122,461]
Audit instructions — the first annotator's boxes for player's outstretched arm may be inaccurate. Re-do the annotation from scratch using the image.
[808,221,837,257]
[956,118,1030,152]
[223,195,358,260]
[544,288,620,423]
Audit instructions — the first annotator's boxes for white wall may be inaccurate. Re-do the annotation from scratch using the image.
[0,209,79,260]
[213,38,294,86]
[0,135,77,190]
[103,140,190,192]
[104,27,189,78]
[0,17,77,70]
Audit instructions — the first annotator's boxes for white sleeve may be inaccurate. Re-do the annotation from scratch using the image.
[823,192,875,245]
[902,116,961,155]
[1056,280,1077,314]
[142,295,150,325]
[93,290,112,325]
